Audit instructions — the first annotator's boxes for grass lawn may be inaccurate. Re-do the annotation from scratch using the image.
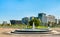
[27,25,48,29]
[0,24,48,29]
[36,26,48,29]
[0,24,27,29]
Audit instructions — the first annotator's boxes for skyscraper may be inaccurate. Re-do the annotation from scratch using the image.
[38,13,47,24]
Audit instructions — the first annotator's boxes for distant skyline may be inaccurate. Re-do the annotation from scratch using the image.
[0,0,60,23]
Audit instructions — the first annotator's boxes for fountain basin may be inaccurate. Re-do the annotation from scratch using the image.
[11,29,51,34]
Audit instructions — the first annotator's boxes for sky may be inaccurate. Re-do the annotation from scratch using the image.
[0,0,60,23]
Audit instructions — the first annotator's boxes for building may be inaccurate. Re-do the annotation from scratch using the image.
[2,21,7,25]
[30,16,34,20]
[58,19,60,24]
[22,17,30,25]
[10,20,22,25]
[47,15,55,23]
[55,19,58,24]
[38,13,47,24]
[30,16,38,20]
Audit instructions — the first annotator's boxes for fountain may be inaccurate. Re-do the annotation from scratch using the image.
[11,22,51,34]
[32,22,35,30]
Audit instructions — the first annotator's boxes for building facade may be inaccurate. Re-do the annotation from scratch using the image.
[38,13,47,24]
[2,21,7,25]
[47,15,55,23]
[22,17,30,25]
[10,20,22,25]
[30,16,34,20]
[30,16,38,20]
[58,19,60,24]
[55,19,58,24]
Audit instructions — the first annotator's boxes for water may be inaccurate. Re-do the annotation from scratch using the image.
[32,22,35,29]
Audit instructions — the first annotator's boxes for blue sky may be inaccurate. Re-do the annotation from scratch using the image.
[0,0,60,23]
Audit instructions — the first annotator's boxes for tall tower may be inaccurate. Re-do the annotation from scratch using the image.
[38,13,47,24]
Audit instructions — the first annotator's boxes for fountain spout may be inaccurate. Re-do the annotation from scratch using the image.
[32,22,35,29]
